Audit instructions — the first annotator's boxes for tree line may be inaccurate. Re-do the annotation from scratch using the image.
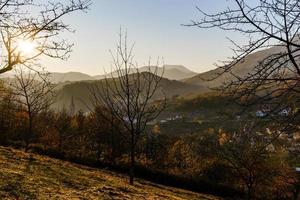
[0,76,299,199]
[0,0,300,199]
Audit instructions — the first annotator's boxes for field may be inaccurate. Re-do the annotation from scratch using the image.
[0,146,221,200]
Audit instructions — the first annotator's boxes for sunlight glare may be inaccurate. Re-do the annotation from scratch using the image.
[17,39,36,55]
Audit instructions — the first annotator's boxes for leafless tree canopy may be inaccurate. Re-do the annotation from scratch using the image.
[90,31,166,184]
[10,67,55,146]
[91,32,166,138]
[0,0,91,74]
[188,0,300,129]
[11,67,55,114]
[219,122,291,199]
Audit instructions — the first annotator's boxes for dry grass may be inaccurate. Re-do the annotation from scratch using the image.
[0,146,221,200]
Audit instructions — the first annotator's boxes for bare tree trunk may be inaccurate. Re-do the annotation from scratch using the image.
[58,133,63,152]
[110,119,116,165]
[29,116,32,144]
[97,141,101,161]
[129,132,135,185]
[25,113,32,151]
[246,177,254,200]
[294,181,300,200]
[247,187,253,200]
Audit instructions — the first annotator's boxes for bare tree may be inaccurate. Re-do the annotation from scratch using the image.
[218,123,293,199]
[54,108,72,152]
[0,0,91,74]
[0,80,17,143]
[10,67,55,148]
[89,106,125,164]
[90,31,166,185]
[188,0,300,131]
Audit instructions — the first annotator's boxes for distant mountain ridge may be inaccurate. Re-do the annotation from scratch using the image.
[0,71,95,84]
[0,65,198,83]
[49,72,95,83]
[51,65,197,83]
[52,72,206,112]
[184,46,285,89]
[3,46,287,113]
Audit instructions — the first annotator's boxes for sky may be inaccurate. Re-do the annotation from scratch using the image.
[40,0,238,75]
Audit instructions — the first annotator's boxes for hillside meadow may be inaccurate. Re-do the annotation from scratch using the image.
[0,146,221,200]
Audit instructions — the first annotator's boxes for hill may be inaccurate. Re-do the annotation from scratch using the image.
[0,146,220,200]
[0,65,197,83]
[49,72,95,83]
[52,73,206,112]
[184,46,284,89]
[94,65,197,81]
[0,71,96,83]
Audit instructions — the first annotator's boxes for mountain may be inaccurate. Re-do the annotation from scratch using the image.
[0,65,197,83]
[52,73,206,112]
[184,46,284,89]
[143,65,197,80]
[0,146,219,200]
[48,72,95,83]
[163,65,196,74]
[93,65,197,81]
[0,71,95,83]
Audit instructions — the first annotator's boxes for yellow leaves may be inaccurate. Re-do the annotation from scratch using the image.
[218,129,230,146]
[152,124,161,134]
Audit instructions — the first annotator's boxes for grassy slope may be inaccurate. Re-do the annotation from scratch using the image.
[0,146,221,200]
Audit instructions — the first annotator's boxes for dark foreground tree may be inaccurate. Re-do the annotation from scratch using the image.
[219,123,295,199]
[188,0,300,131]
[10,67,55,148]
[90,31,166,185]
[54,108,72,152]
[0,0,91,74]
[0,80,17,143]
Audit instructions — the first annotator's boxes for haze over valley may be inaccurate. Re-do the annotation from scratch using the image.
[0,1,300,200]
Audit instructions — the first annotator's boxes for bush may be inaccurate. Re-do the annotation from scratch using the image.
[44,147,65,159]
[28,143,45,154]
[8,140,26,149]
[203,162,234,183]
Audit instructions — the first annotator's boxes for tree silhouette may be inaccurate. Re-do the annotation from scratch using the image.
[0,0,91,74]
[188,0,300,131]
[10,67,55,148]
[90,30,166,185]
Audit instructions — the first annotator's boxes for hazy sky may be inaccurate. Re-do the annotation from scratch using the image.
[40,0,239,75]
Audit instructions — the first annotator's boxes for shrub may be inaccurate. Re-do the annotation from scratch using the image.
[28,143,45,154]
[44,147,65,159]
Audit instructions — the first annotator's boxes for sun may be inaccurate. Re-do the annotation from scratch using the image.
[17,39,36,55]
